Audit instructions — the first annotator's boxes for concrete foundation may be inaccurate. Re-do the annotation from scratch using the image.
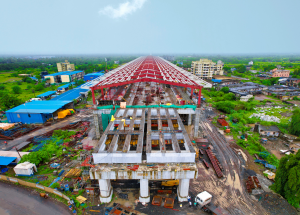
[99,179,113,203]
[139,179,150,203]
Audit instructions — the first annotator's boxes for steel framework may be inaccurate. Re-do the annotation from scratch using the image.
[91,56,211,106]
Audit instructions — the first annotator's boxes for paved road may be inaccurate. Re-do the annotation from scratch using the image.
[0,181,71,215]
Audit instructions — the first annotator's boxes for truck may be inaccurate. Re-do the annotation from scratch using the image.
[195,191,230,215]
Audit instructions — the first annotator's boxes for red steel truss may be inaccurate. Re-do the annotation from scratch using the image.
[91,56,203,106]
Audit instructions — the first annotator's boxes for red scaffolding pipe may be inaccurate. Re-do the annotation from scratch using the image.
[90,56,204,107]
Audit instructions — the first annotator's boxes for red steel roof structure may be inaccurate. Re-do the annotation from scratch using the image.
[90,56,212,106]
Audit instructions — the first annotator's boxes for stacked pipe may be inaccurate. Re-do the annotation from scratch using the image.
[205,147,223,178]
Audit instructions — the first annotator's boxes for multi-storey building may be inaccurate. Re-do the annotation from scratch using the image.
[44,70,85,84]
[57,60,75,72]
[191,59,223,79]
[272,70,290,78]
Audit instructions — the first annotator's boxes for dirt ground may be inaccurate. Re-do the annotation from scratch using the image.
[263,138,290,159]
[254,95,276,101]
[287,100,300,106]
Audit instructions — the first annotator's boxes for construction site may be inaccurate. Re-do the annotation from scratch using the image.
[0,56,298,215]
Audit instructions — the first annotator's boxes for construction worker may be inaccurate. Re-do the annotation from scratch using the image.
[4,141,7,146]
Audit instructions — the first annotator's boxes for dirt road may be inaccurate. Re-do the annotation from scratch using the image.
[0,181,71,215]
[190,117,268,215]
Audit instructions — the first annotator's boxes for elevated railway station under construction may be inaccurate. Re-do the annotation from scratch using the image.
[90,56,211,203]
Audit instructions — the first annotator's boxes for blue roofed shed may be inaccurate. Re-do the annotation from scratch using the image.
[0,156,17,165]
[6,100,72,124]
[36,91,57,98]
[57,83,75,91]
[51,88,89,101]
[212,79,222,83]
[84,72,105,81]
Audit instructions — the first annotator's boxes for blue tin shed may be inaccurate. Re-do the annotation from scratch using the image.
[84,72,104,81]
[6,100,72,124]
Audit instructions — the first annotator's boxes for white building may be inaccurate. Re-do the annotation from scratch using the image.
[14,162,37,176]
[249,61,253,65]
[191,59,223,79]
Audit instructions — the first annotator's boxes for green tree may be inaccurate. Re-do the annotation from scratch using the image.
[0,91,23,110]
[289,108,300,136]
[34,83,44,91]
[12,86,22,94]
[271,151,300,208]
[75,79,85,86]
[215,101,235,113]
[220,87,229,93]
[0,85,5,90]
[10,73,18,77]
[236,65,246,73]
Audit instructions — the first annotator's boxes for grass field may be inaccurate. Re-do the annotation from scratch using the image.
[1,81,66,102]
[0,73,22,83]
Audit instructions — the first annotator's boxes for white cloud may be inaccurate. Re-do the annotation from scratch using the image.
[99,0,147,19]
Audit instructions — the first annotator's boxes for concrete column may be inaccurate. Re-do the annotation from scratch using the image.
[93,113,100,139]
[139,179,150,203]
[177,179,190,202]
[98,113,103,136]
[194,108,201,137]
[99,179,113,203]
[188,114,192,126]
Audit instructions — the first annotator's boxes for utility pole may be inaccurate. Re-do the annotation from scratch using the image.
[14,147,22,159]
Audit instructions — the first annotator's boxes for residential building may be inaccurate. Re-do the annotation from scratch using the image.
[228,82,267,97]
[265,85,300,100]
[217,60,224,66]
[254,124,280,137]
[114,61,120,64]
[44,71,85,84]
[280,78,300,87]
[57,60,75,72]
[248,61,253,65]
[272,70,290,78]
[191,59,223,79]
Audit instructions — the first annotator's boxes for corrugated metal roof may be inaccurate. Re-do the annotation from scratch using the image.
[6,100,71,114]
[57,83,75,90]
[51,88,89,101]
[37,91,57,98]
[0,156,17,165]
[84,72,104,76]
[45,70,84,77]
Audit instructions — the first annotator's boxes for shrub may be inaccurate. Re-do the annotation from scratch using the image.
[12,86,22,94]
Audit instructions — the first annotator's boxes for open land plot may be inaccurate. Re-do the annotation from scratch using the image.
[0,72,22,83]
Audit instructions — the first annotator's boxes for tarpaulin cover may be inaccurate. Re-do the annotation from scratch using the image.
[97,105,197,110]
[0,123,15,130]
[0,156,17,165]
[101,110,116,131]
[58,110,71,119]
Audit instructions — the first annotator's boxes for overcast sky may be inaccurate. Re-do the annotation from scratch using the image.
[0,0,299,55]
